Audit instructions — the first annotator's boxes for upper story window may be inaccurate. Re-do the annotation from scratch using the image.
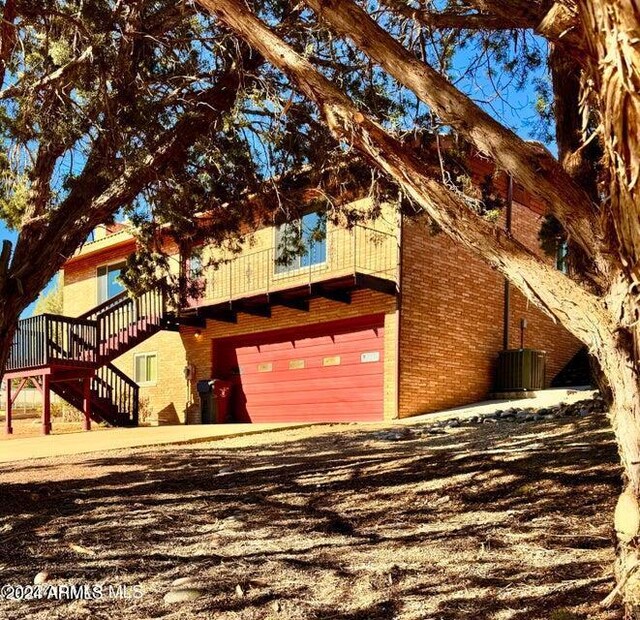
[556,241,569,274]
[275,212,327,274]
[188,252,203,281]
[97,261,126,304]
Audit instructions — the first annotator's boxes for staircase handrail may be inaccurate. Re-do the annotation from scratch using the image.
[77,290,129,321]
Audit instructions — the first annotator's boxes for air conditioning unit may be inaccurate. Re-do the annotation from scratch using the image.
[495,349,546,392]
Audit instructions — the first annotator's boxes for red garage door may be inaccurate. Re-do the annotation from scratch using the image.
[216,316,385,423]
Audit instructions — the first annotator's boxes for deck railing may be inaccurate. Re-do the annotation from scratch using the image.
[78,290,128,322]
[93,363,139,426]
[7,314,97,372]
[199,225,398,305]
[8,288,166,373]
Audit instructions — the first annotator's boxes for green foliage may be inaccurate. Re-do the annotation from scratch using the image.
[33,277,63,315]
[538,215,567,258]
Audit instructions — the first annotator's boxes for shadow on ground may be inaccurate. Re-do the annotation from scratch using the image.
[0,414,623,620]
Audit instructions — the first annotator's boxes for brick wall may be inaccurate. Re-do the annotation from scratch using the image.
[180,290,398,423]
[111,332,189,425]
[62,240,136,317]
[397,202,582,418]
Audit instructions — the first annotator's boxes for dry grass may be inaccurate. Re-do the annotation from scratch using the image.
[0,414,623,619]
[0,415,111,440]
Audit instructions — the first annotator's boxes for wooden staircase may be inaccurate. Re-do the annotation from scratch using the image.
[6,288,168,427]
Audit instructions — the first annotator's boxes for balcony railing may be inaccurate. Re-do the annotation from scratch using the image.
[199,225,398,305]
[7,314,97,372]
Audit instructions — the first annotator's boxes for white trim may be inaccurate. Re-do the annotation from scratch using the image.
[133,352,158,387]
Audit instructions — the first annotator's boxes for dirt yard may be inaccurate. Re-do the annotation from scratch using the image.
[0,413,622,619]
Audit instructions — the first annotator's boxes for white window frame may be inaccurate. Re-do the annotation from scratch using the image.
[273,214,328,277]
[96,258,128,305]
[133,352,158,386]
[555,240,569,274]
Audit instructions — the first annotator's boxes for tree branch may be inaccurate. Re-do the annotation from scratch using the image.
[9,49,264,301]
[0,46,94,101]
[380,1,536,30]
[197,0,610,345]
[0,0,16,90]
[381,1,588,67]
[297,0,610,278]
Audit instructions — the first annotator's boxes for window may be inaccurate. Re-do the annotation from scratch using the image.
[134,353,158,385]
[275,212,327,274]
[189,254,203,280]
[97,262,127,304]
[556,241,569,274]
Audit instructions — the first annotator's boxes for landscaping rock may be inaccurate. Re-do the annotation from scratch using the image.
[164,589,205,604]
[171,577,198,588]
[374,427,416,441]
[33,571,49,585]
[426,427,447,435]
[418,396,605,433]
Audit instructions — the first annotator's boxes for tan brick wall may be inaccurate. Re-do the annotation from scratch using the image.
[181,289,398,423]
[397,203,581,418]
[62,242,136,317]
[111,332,188,425]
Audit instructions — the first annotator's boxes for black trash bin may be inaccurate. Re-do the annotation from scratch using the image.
[197,379,233,423]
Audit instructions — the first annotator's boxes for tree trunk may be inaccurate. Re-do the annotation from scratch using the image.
[598,326,640,617]
[0,298,23,386]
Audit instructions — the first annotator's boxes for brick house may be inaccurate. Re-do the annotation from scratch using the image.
[4,172,581,432]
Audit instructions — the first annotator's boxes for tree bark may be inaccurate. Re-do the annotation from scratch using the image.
[577,1,640,280]
[0,0,16,89]
[575,5,640,611]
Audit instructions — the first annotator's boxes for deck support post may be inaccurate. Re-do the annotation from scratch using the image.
[5,379,12,435]
[82,376,91,431]
[42,374,51,435]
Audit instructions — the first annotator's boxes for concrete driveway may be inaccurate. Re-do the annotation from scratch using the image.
[0,423,308,463]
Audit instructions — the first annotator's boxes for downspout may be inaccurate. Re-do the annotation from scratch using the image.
[395,201,404,419]
[502,174,513,350]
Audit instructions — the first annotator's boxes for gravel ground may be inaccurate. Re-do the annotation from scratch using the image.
[0,406,623,620]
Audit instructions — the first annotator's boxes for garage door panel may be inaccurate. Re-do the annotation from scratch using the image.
[216,316,385,423]
[245,402,383,420]
[237,362,384,385]
[232,338,383,363]
[237,385,384,406]
[238,372,383,393]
